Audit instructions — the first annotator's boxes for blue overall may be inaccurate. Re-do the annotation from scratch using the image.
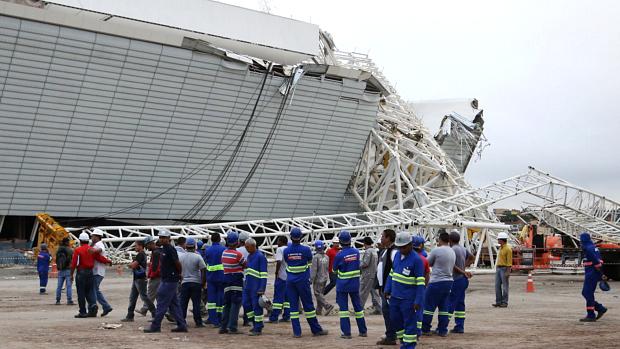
[333,246,367,336]
[245,250,268,333]
[448,277,468,332]
[284,243,324,336]
[269,277,290,321]
[422,280,453,335]
[580,233,607,319]
[37,251,51,293]
[205,242,226,325]
[385,250,425,349]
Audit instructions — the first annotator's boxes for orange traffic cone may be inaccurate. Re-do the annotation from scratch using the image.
[49,263,58,278]
[526,272,535,293]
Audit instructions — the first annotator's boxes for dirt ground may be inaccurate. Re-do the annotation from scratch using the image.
[0,266,617,349]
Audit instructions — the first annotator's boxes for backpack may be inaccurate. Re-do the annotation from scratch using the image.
[56,248,69,270]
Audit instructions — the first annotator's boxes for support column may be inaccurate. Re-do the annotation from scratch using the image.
[29,216,40,248]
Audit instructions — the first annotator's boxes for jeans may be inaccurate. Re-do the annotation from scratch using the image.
[94,274,112,312]
[221,286,242,332]
[140,277,160,314]
[495,267,510,305]
[75,269,97,315]
[323,272,337,295]
[180,282,204,326]
[149,281,187,331]
[56,269,73,302]
[127,278,155,319]
[381,292,396,340]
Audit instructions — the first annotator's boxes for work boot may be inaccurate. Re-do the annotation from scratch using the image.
[171,327,188,333]
[101,308,113,317]
[120,317,134,322]
[498,304,508,308]
[359,332,368,337]
[143,327,161,333]
[376,337,397,345]
[313,330,329,336]
[67,301,75,305]
[219,328,229,334]
[293,334,302,338]
[74,313,88,318]
[596,308,608,320]
[579,317,596,322]
[228,328,242,335]
[248,330,262,336]
[340,334,352,339]
[165,313,175,322]
[434,330,448,337]
[450,328,464,334]
[135,308,148,317]
[55,301,61,305]
[492,303,501,307]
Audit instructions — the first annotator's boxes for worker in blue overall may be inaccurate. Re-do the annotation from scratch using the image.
[244,238,268,335]
[204,232,226,327]
[283,227,329,338]
[37,243,52,294]
[384,232,426,349]
[579,232,608,322]
[332,230,367,339]
[422,231,455,337]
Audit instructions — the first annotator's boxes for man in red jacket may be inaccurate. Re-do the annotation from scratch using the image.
[71,232,111,318]
[322,236,340,296]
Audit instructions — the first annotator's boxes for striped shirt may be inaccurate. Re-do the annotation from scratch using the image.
[222,249,245,275]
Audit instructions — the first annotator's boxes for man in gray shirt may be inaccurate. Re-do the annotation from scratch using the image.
[421,231,456,337]
[359,237,381,315]
[179,238,207,327]
[448,230,475,334]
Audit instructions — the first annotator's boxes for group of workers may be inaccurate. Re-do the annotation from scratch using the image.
[39,227,609,348]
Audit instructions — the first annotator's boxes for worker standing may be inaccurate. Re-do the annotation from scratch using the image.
[412,236,430,337]
[178,238,207,328]
[579,232,608,321]
[447,231,474,333]
[237,231,252,327]
[359,236,381,314]
[121,239,156,322]
[310,240,334,316]
[90,229,114,317]
[55,237,74,305]
[283,227,328,338]
[71,232,111,318]
[323,236,340,295]
[143,230,187,333]
[138,236,161,317]
[269,236,291,322]
[205,232,226,327]
[422,231,455,337]
[37,243,51,295]
[376,229,398,346]
[493,232,512,308]
[219,230,246,334]
[333,230,367,339]
[244,238,268,336]
[384,232,425,349]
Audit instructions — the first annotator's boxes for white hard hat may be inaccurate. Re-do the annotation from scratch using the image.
[497,232,509,240]
[238,231,251,241]
[332,236,340,243]
[395,232,412,247]
[258,294,272,311]
[78,232,90,241]
[91,228,104,236]
[158,229,171,237]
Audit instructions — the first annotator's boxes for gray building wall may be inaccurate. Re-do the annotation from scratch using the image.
[0,15,378,220]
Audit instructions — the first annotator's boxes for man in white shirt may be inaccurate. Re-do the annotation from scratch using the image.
[376,229,397,345]
[268,236,291,322]
[90,229,113,317]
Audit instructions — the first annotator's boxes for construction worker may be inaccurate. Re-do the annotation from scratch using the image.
[422,231,455,337]
[90,229,114,317]
[376,229,397,346]
[359,236,381,314]
[178,238,207,328]
[384,232,426,349]
[121,239,156,322]
[143,229,188,333]
[493,232,512,308]
[283,227,328,338]
[205,232,226,326]
[333,230,367,339]
[269,235,291,322]
[219,230,245,334]
[412,236,430,337]
[579,232,608,321]
[323,236,340,296]
[138,236,160,317]
[311,240,334,316]
[447,231,474,333]
[55,237,74,305]
[37,243,51,294]
[244,238,268,336]
[71,232,111,318]
[237,231,252,327]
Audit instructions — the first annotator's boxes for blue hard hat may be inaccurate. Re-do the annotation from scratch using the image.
[227,230,239,244]
[339,230,351,244]
[290,227,302,241]
[186,238,196,246]
[197,240,204,249]
[412,236,425,248]
[314,240,325,250]
[599,280,611,292]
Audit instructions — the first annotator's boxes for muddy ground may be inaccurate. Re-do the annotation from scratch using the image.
[0,266,617,349]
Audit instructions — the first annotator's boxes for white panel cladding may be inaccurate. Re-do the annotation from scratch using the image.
[0,16,379,220]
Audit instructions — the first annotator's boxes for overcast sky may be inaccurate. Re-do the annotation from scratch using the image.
[218,0,620,207]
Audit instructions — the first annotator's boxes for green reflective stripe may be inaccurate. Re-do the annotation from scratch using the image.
[290,311,300,319]
[286,265,309,273]
[254,315,264,322]
[396,329,405,339]
[454,311,466,318]
[216,307,223,313]
[391,272,416,285]
[416,277,425,281]
[207,303,217,309]
[423,310,434,315]
[247,311,255,318]
[416,281,425,286]
[259,272,269,278]
[305,310,316,318]
[339,311,349,318]
[272,303,283,310]
[337,270,361,279]
[283,302,290,308]
[417,321,422,329]
[402,334,417,343]
[246,268,261,278]
[355,311,364,319]
[207,264,224,272]
[439,311,451,316]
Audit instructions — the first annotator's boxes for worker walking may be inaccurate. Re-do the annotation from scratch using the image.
[179,238,207,328]
[323,236,340,296]
[90,229,114,317]
[121,239,156,322]
[422,231,455,337]
[37,243,51,294]
[333,230,367,339]
[55,237,74,305]
[268,236,291,322]
[579,232,608,321]
[144,229,187,333]
[71,232,111,318]
[447,231,474,333]
[205,232,226,326]
[244,238,268,336]
[283,227,328,338]
[493,232,512,308]
[310,240,334,316]
[384,232,426,349]
[219,231,246,334]
[359,236,381,314]
[138,237,160,317]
